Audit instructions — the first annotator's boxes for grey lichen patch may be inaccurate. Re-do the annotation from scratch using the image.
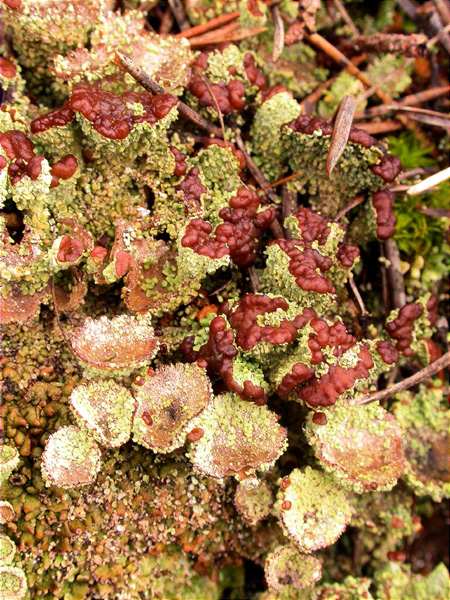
[70,380,135,448]
[0,446,20,486]
[0,565,28,600]
[41,425,102,489]
[393,384,450,501]
[188,393,288,479]
[305,401,405,493]
[68,313,158,374]
[264,544,322,592]
[250,91,302,181]
[276,467,353,553]
[234,477,273,525]
[0,502,15,525]
[132,363,212,453]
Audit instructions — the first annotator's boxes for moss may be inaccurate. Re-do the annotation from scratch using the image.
[0,447,20,487]
[374,562,449,600]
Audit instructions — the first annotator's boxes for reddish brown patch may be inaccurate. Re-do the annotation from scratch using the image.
[312,412,327,425]
[187,427,204,442]
[57,236,84,264]
[0,57,17,79]
[372,190,396,239]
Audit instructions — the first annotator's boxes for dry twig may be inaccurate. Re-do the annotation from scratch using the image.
[353,350,450,405]
[271,5,285,61]
[384,238,406,309]
[168,0,190,31]
[326,95,357,176]
[407,166,450,195]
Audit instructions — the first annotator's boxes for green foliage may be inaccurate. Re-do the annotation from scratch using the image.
[388,132,435,169]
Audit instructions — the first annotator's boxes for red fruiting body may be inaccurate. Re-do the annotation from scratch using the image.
[247,0,264,17]
[385,303,423,356]
[0,57,17,79]
[197,315,267,404]
[277,362,315,400]
[280,477,290,490]
[376,340,399,364]
[50,154,78,187]
[243,53,266,89]
[281,500,292,510]
[372,190,396,240]
[216,187,275,267]
[0,130,43,184]
[142,411,153,426]
[57,236,84,264]
[90,246,108,261]
[292,207,330,245]
[312,412,328,425]
[182,219,229,259]
[275,239,335,294]
[30,105,75,134]
[426,294,438,326]
[177,167,206,212]
[187,427,204,442]
[371,155,402,182]
[229,294,314,351]
[337,244,360,267]
[261,85,289,103]
[170,146,187,177]
[67,85,177,140]
[2,0,21,9]
[298,345,374,407]
[348,128,377,148]
[189,76,246,114]
[0,156,6,170]
[115,251,132,278]
[308,318,356,364]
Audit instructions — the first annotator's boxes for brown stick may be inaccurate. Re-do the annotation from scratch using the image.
[348,275,368,316]
[281,186,297,237]
[353,350,450,405]
[356,120,403,134]
[116,52,223,138]
[234,132,277,202]
[174,12,240,39]
[334,195,364,220]
[189,25,267,47]
[400,85,450,106]
[334,0,360,36]
[248,266,260,293]
[168,0,190,31]
[384,238,406,309]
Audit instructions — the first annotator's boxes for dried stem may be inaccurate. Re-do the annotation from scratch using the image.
[353,350,450,405]
[348,275,368,316]
[189,25,267,47]
[384,238,406,309]
[334,195,364,220]
[354,120,403,135]
[407,166,450,195]
[334,0,359,36]
[281,186,297,237]
[203,79,225,139]
[234,132,277,202]
[168,0,190,31]
[271,5,285,61]
[117,52,223,138]
[174,12,239,39]
[248,266,260,293]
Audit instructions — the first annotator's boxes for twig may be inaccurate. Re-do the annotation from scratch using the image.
[334,0,359,36]
[348,275,368,316]
[352,350,450,405]
[417,206,450,218]
[267,170,302,189]
[189,25,267,47]
[271,5,285,61]
[248,266,260,292]
[203,79,225,139]
[116,52,223,138]
[383,105,450,129]
[334,195,364,220]
[399,85,450,107]
[281,186,297,237]
[168,0,190,31]
[326,95,357,176]
[400,167,438,179]
[356,120,403,134]
[384,238,406,309]
[407,166,450,195]
[174,12,239,39]
[348,33,427,56]
[187,21,239,45]
[234,132,277,202]
[434,0,450,25]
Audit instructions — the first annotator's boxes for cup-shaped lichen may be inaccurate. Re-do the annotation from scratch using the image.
[67,313,159,373]
[0,565,27,600]
[0,535,16,565]
[0,502,15,525]
[234,477,273,526]
[305,401,406,493]
[264,544,322,592]
[132,363,212,453]
[0,446,20,486]
[70,380,135,448]
[276,467,353,553]
[187,393,288,479]
[41,425,102,488]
